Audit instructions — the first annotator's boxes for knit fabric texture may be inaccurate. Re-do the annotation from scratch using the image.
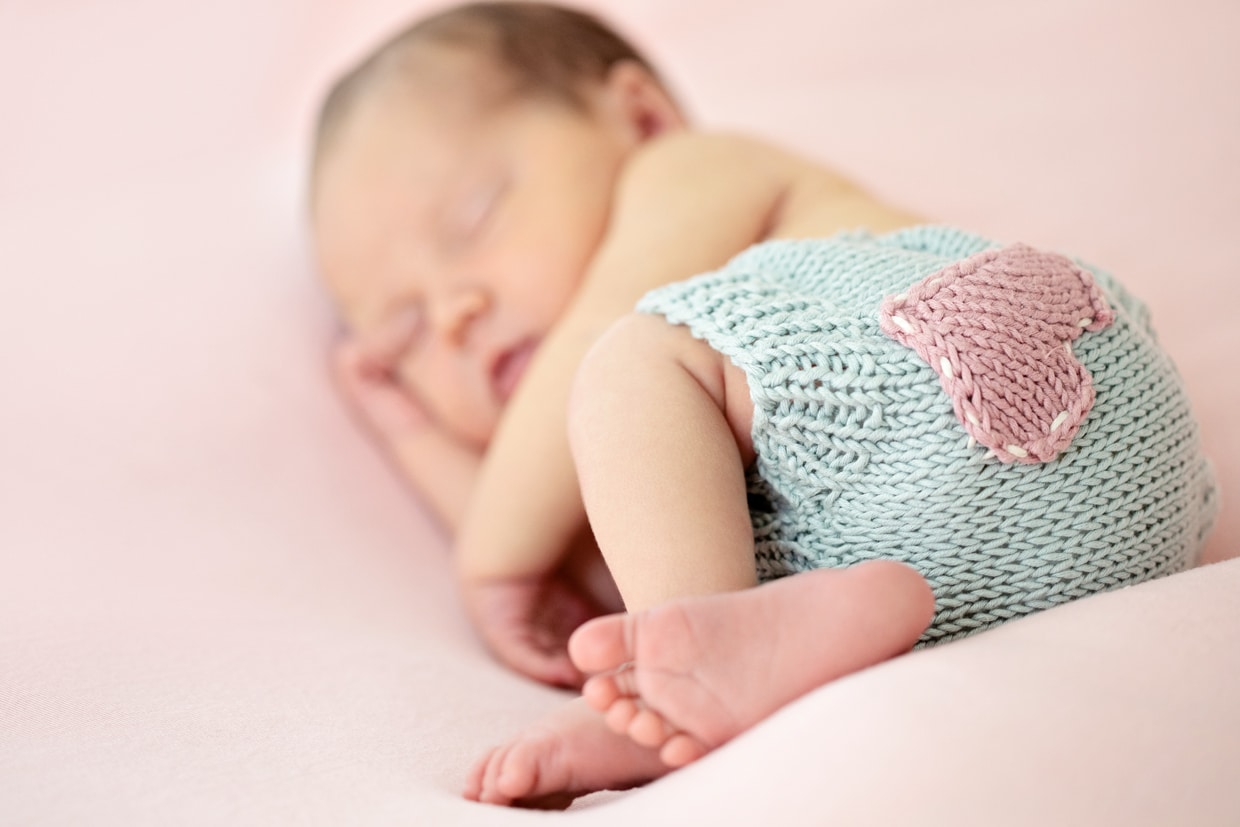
[636,226,1217,644]
[878,243,1114,464]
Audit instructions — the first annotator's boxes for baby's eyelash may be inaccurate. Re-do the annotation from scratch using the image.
[456,178,507,241]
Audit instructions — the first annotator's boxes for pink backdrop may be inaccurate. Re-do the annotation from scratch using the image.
[2,1,1237,823]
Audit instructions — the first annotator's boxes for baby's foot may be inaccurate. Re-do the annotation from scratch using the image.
[569,562,935,767]
[464,697,670,807]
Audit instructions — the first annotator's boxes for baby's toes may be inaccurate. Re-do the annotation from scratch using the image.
[568,614,633,673]
[478,744,519,805]
[493,741,542,802]
[581,673,621,712]
[463,746,504,803]
[463,750,490,801]
[626,706,673,749]
[602,696,641,737]
[497,736,577,805]
[582,664,641,712]
[659,732,709,768]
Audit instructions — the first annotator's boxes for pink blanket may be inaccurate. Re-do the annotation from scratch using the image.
[3,0,1237,823]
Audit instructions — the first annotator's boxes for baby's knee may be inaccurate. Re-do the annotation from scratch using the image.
[582,312,674,375]
[567,313,680,448]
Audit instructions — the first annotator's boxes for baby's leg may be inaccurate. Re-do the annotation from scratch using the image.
[568,313,762,611]
[466,314,933,804]
[467,314,758,805]
[567,314,933,763]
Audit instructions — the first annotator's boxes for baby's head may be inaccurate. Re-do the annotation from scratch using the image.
[311,2,684,447]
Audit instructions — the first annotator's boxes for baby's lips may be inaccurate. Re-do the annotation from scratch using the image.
[492,339,537,404]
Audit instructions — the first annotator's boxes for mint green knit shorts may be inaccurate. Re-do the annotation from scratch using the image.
[638,226,1217,643]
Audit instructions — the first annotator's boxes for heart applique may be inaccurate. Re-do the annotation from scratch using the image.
[878,243,1114,463]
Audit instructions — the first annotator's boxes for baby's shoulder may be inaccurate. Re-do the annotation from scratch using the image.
[628,129,780,162]
[620,131,804,189]
[618,130,852,204]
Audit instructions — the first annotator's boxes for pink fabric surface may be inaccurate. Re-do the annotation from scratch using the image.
[2,1,1237,824]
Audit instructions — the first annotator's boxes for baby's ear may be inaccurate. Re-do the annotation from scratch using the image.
[602,59,687,141]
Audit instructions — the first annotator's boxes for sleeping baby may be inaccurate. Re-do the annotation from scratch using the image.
[308,1,1217,807]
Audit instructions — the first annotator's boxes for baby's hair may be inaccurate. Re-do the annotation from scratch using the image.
[312,2,667,181]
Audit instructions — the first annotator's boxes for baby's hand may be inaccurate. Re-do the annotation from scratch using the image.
[460,569,608,689]
[332,310,431,440]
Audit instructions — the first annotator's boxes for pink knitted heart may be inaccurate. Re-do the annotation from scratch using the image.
[878,243,1114,463]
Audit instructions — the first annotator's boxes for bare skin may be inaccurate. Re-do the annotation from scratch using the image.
[312,40,933,808]
[574,565,936,766]
[463,699,664,808]
[464,317,937,805]
[466,564,935,805]
[314,47,923,688]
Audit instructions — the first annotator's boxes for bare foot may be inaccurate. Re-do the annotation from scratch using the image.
[464,697,670,807]
[568,562,935,767]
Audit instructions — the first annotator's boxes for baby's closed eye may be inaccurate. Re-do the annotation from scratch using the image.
[447,175,509,249]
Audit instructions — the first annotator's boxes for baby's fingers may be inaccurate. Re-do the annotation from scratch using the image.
[332,339,432,437]
[335,308,422,376]
[492,632,584,689]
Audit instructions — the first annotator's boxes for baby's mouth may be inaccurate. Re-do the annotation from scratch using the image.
[492,339,537,404]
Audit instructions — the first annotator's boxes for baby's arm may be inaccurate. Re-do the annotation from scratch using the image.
[454,134,795,675]
[337,320,619,688]
[456,133,790,576]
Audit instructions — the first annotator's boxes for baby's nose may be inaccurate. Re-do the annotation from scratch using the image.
[431,286,491,345]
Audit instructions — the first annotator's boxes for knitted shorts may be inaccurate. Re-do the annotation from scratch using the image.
[637,226,1217,644]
